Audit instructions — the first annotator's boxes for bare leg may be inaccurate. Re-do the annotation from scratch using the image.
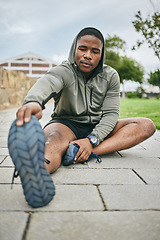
[93,117,156,155]
[43,123,76,173]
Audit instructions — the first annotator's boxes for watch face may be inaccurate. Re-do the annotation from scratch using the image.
[87,135,98,146]
[91,136,98,145]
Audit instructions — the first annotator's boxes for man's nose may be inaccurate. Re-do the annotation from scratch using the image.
[84,50,92,59]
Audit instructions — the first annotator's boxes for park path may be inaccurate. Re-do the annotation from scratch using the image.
[0,102,160,240]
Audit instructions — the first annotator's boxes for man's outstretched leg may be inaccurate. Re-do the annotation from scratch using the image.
[93,117,156,156]
[8,117,76,208]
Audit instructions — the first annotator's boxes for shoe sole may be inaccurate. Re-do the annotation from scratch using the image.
[8,115,55,208]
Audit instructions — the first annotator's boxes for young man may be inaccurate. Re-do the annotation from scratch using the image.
[8,27,156,208]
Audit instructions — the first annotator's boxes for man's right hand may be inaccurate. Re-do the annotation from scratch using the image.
[16,102,42,126]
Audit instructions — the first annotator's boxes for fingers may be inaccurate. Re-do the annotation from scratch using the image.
[74,148,89,161]
[16,102,42,126]
[70,138,93,164]
[16,105,31,126]
[73,149,90,164]
[34,111,43,120]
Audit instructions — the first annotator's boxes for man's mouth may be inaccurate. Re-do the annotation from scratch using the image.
[80,61,92,68]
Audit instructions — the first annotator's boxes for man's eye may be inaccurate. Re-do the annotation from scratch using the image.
[79,48,86,51]
[93,51,99,54]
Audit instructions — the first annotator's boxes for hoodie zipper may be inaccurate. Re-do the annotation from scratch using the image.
[90,86,93,105]
[84,77,92,123]
[84,77,94,123]
[84,81,88,114]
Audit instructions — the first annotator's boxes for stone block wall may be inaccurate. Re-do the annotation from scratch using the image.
[0,67,37,110]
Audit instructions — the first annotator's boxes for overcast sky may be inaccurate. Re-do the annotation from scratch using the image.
[0,0,159,76]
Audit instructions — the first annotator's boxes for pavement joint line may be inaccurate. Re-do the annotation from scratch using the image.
[101,208,160,212]
[0,155,8,165]
[96,184,107,211]
[0,166,14,168]
[132,169,147,184]
[0,183,19,185]
[60,167,142,170]
[2,183,152,186]
[88,167,135,169]
[1,209,160,213]
[22,212,32,240]
[155,138,160,143]
[139,144,146,150]
[117,151,123,157]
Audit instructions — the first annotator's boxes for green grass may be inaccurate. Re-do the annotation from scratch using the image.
[119,98,160,130]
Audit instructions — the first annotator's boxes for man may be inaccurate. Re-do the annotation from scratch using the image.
[8,27,156,208]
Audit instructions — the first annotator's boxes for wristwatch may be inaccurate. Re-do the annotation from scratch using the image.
[87,134,99,147]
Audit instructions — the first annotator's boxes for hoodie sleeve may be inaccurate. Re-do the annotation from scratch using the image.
[23,66,65,109]
[91,71,120,143]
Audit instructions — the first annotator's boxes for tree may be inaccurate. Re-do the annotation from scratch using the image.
[105,35,144,97]
[132,2,160,91]
[105,51,121,71]
[132,10,160,60]
[105,35,144,84]
[105,34,126,53]
[148,69,160,92]
[118,56,144,84]
[104,34,125,73]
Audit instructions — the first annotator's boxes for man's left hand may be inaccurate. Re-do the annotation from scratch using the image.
[70,138,93,164]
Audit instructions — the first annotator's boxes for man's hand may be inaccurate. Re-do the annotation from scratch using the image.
[16,102,42,126]
[70,138,93,164]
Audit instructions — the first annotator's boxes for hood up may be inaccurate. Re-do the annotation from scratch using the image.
[68,27,105,79]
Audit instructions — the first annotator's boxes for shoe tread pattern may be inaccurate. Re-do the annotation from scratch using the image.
[8,115,55,208]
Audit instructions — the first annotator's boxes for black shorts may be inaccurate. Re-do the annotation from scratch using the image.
[44,119,97,139]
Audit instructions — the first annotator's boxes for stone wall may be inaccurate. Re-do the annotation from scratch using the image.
[0,67,37,110]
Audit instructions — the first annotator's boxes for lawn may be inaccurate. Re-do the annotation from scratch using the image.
[119,98,160,130]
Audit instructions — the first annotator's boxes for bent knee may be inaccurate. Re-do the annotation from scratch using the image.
[139,117,156,138]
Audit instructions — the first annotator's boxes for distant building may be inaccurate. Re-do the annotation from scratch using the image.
[145,85,159,93]
[0,52,56,78]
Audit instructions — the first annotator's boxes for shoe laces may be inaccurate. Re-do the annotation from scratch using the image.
[11,168,19,189]
[45,159,50,164]
[11,158,50,189]
[88,153,102,163]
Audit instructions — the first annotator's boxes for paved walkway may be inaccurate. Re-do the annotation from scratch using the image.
[0,103,160,240]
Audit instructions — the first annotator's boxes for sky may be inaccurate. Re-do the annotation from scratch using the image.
[0,0,159,78]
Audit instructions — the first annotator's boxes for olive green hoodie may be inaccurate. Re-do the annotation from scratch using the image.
[24,28,120,144]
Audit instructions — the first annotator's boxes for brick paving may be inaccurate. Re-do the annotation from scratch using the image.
[0,102,160,240]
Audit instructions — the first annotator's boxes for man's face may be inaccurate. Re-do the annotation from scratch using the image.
[75,35,103,78]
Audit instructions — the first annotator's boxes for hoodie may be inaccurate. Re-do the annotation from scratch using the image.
[23,27,120,144]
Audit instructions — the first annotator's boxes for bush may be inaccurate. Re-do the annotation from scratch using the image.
[126,92,142,98]
[156,95,160,99]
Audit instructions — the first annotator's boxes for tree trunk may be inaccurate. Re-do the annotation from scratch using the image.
[122,81,126,98]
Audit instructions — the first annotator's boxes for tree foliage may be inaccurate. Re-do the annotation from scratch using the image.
[105,35,144,83]
[105,51,121,71]
[132,10,160,60]
[118,56,144,83]
[148,69,160,89]
[105,34,126,52]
